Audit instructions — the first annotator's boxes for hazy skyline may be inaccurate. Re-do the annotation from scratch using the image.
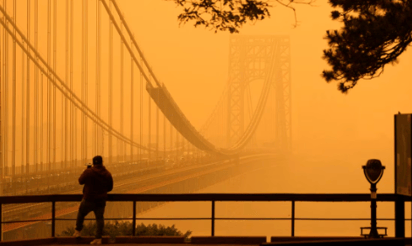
[1,1,412,240]
[2,0,412,192]
[118,0,412,192]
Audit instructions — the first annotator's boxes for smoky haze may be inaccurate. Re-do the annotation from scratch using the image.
[119,0,412,193]
[2,0,409,191]
[2,0,412,240]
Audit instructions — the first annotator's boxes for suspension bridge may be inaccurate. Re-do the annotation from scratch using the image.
[0,0,291,197]
[2,3,412,245]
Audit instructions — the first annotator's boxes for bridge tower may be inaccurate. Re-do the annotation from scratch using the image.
[226,35,291,151]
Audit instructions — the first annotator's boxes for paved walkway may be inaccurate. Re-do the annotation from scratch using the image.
[42,245,256,246]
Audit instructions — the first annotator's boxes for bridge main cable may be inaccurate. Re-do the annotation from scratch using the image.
[0,4,151,152]
[103,0,277,156]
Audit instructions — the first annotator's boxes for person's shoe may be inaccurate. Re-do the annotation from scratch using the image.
[90,238,102,245]
[73,230,81,238]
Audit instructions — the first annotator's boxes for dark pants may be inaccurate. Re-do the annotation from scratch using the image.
[75,199,106,239]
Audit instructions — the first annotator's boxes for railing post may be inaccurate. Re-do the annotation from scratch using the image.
[211,200,215,236]
[132,201,136,236]
[291,200,295,237]
[0,202,2,241]
[51,200,56,237]
[395,195,405,238]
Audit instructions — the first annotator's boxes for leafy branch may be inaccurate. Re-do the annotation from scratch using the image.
[322,0,412,93]
[168,0,315,33]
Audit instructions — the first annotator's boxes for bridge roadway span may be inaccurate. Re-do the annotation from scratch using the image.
[1,153,278,239]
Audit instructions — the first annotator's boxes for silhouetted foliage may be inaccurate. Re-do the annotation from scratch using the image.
[60,221,192,239]
[168,0,315,33]
[323,0,412,93]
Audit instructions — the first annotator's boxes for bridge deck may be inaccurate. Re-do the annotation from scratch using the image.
[146,83,219,154]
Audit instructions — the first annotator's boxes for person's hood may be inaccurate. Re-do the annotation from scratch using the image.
[91,165,110,176]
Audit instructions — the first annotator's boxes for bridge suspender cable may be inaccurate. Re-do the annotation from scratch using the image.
[0,5,152,152]
[0,2,280,158]
[103,0,279,156]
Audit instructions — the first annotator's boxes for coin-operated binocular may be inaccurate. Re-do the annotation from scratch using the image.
[362,159,385,238]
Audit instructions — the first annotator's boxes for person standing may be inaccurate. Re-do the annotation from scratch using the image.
[73,155,113,245]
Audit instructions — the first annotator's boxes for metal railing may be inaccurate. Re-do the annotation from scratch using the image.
[0,193,410,241]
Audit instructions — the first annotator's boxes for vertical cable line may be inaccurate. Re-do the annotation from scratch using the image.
[92,0,96,157]
[170,122,173,154]
[11,0,16,191]
[34,0,38,173]
[0,0,3,195]
[0,11,149,151]
[139,58,142,163]
[156,106,159,161]
[40,70,43,172]
[176,127,179,164]
[4,0,9,178]
[25,0,30,188]
[120,22,124,162]
[269,80,274,145]
[97,0,163,108]
[53,0,57,173]
[0,3,163,156]
[20,1,26,178]
[108,0,113,165]
[70,0,74,167]
[99,0,268,156]
[95,0,100,155]
[60,0,65,170]
[130,45,133,162]
[64,0,69,169]
[110,0,161,87]
[170,123,173,153]
[84,0,88,164]
[21,13,25,178]
[81,0,85,164]
[163,114,166,163]
[148,94,151,162]
[47,0,51,185]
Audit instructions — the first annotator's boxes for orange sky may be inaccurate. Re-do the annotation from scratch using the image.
[117,0,412,191]
[2,0,412,192]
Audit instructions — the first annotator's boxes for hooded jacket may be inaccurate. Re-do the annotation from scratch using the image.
[79,164,113,201]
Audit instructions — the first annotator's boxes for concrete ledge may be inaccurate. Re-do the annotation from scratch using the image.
[270,237,364,242]
[0,236,186,245]
[0,238,55,245]
[191,236,267,244]
[51,236,106,244]
[263,238,404,245]
[56,236,186,244]
[115,236,186,244]
[0,236,405,245]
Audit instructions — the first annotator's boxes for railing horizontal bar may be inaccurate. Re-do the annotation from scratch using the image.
[52,218,211,221]
[3,217,406,224]
[2,219,51,224]
[55,218,135,221]
[135,218,211,220]
[295,218,374,221]
[215,218,291,220]
[0,193,407,204]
